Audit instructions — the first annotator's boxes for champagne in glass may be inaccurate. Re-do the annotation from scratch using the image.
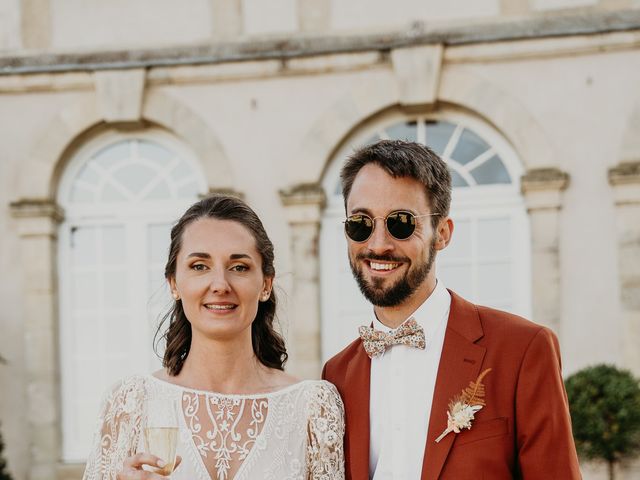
[144,398,179,476]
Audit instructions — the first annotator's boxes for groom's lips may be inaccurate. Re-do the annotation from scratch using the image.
[364,259,403,275]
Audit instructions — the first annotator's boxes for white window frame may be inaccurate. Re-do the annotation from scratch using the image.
[57,129,207,461]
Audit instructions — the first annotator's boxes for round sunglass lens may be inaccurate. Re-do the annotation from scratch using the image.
[345,216,373,242]
[386,212,415,240]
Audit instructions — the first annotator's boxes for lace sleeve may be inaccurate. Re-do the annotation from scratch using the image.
[306,381,345,479]
[82,376,147,480]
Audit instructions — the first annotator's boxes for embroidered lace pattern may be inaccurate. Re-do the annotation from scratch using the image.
[82,376,345,480]
[182,391,269,479]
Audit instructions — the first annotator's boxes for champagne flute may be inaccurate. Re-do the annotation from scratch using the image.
[144,397,179,476]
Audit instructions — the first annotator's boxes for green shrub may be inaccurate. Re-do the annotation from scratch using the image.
[565,364,640,480]
[0,423,12,480]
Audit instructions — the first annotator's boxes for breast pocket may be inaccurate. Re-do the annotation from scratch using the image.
[454,417,509,446]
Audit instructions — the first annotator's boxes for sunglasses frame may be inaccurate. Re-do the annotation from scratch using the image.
[343,210,442,243]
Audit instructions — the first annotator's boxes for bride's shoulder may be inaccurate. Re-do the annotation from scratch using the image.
[298,379,343,406]
[100,374,149,401]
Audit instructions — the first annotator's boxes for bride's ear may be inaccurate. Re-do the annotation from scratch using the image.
[169,277,179,300]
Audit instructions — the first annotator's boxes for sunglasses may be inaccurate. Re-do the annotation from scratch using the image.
[344,210,442,242]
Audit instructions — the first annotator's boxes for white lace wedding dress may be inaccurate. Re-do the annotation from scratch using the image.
[83,375,345,480]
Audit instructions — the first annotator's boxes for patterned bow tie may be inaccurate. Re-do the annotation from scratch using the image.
[359,318,426,359]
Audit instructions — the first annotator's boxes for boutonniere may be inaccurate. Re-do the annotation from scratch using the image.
[435,368,492,443]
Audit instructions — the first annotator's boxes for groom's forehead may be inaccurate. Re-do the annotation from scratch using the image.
[346,166,430,214]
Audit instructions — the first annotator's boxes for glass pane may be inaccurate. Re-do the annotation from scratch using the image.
[438,263,472,299]
[74,313,100,358]
[148,224,171,263]
[385,121,417,142]
[138,140,172,166]
[477,218,510,259]
[102,226,126,264]
[471,155,511,185]
[450,169,468,187]
[169,160,193,182]
[103,270,129,308]
[73,272,99,309]
[100,181,128,202]
[425,121,456,156]
[75,163,101,186]
[72,227,97,264]
[113,163,156,195]
[106,314,130,352]
[144,181,172,200]
[148,270,169,304]
[93,141,131,170]
[478,262,511,301]
[177,180,200,198]
[70,185,95,203]
[451,128,491,166]
[442,219,471,259]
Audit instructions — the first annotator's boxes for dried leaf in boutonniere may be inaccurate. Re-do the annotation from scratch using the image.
[435,368,492,443]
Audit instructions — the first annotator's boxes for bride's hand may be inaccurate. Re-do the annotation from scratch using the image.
[116,453,182,479]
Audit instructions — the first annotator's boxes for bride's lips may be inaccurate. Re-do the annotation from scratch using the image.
[203,302,238,314]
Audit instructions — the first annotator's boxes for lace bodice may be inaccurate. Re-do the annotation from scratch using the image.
[83,375,345,480]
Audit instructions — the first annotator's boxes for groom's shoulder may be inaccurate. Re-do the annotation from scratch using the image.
[322,337,363,382]
[452,292,558,353]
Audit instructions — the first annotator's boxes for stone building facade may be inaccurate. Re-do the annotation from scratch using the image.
[0,1,639,479]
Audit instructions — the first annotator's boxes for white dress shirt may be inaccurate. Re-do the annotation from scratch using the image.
[369,280,451,480]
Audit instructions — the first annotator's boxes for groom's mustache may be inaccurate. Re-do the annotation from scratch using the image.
[355,252,410,264]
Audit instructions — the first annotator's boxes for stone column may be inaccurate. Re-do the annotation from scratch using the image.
[608,162,640,376]
[9,199,64,480]
[279,184,326,379]
[521,168,569,332]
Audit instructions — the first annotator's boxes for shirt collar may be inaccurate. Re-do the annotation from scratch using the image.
[372,280,450,338]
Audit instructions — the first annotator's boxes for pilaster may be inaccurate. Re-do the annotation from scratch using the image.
[521,168,569,332]
[9,198,64,480]
[608,161,640,375]
[279,184,326,379]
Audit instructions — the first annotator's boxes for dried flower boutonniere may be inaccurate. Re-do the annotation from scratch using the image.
[435,368,492,443]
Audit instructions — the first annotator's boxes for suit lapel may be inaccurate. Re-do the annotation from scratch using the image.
[344,342,371,480]
[421,291,486,480]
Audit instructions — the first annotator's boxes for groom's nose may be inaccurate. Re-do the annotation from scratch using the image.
[366,217,395,254]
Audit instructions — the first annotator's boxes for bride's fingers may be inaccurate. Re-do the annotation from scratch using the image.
[122,452,165,470]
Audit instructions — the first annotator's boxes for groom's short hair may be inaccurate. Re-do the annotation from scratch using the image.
[340,140,452,228]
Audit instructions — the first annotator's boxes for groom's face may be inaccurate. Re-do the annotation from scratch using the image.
[345,163,438,308]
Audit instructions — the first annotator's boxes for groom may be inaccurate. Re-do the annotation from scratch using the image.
[322,140,581,479]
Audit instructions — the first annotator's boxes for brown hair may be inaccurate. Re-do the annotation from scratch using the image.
[341,140,452,228]
[155,195,287,375]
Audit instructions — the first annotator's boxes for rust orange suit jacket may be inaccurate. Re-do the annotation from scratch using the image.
[322,291,581,480]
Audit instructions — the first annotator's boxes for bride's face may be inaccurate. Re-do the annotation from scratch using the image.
[169,217,272,342]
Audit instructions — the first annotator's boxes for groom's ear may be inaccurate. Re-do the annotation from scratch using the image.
[435,217,454,251]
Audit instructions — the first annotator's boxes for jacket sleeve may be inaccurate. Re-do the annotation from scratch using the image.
[82,376,146,480]
[515,328,582,478]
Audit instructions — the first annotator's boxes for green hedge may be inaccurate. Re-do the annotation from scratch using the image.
[566,364,640,480]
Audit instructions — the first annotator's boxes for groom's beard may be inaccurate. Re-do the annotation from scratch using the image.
[349,237,437,308]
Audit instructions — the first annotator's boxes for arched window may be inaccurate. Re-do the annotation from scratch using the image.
[320,110,531,360]
[57,129,207,461]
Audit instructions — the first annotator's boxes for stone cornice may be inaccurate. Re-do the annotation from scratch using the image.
[9,198,64,222]
[521,167,570,193]
[608,161,640,186]
[279,183,326,207]
[2,9,640,75]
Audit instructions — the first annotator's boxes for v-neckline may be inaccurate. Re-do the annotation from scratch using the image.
[146,376,311,480]
[180,393,276,480]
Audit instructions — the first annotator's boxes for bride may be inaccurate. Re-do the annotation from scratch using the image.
[83,195,345,479]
